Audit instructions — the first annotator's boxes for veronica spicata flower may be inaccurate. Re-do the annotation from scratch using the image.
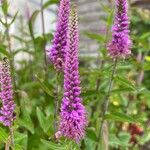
[107,0,132,58]
[0,58,16,126]
[56,6,88,143]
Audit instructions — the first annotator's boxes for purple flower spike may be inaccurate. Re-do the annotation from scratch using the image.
[56,6,88,143]
[48,0,70,71]
[107,0,132,58]
[0,58,16,126]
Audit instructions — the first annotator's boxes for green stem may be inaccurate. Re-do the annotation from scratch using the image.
[5,15,17,96]
[95,58,118,150]
[40,0,48,77]
[9,126,14,147]
[5,141,10,150]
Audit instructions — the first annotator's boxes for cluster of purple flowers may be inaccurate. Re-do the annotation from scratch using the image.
[0,58,16,126]
[107,0,132,58]
[56,6,88,143]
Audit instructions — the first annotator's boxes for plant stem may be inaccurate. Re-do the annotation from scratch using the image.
[5,141,10,150]
[5,15,17,99]
[95,58,118,150]
[9,126,14,147]
[40,0,48,77]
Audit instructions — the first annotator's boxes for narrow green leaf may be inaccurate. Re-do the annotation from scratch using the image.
[41,139,66,150]
[105,112,140,123]
[43,0,59,9]
[0,45,10,57]
[8,11,18,27]
[139,132,150,145]
[81,90,99,97]
[36,107,51,133]
[0,18,7,27]
[84,32,105,42]
[14,132,27,143]
[18,110,34,134]
[0,127,8,142]
[118,132,130,146]
[109,133,130,147]
[107,9,114,27]
[87,128,97,142]
[12,144,23,150]
[99,1,111,13]
[140,32,150,40]
[35,75,54,97]
[1,0,9,15]
[28,10,40,39]
[115,76,138,91]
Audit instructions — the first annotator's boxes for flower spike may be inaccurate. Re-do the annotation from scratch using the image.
[56,5,88,143]
[0,58,16,126]
[107,0,132,58]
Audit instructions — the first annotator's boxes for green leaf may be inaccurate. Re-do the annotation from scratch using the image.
[43,0,59,9]
[99,1,111,13]
[87,128,97,142]
[1,0,9,15]
[35,75,54,97]
[8,11,18,27]
[41,139,67,150]
[18,110,34,134]
[12,144,23,150]
[0,44,10,57]
[0,18,7,27]
[144,62,150,70]
[139,132,150,145]
[115,76,138,92]
[109,134,120,146]
[0,127,8,142]
[28,10,40,40]
[118,132,130,146]
[107,9,114,27]
[14,132,27,143]
[36,107,51,133]
[84,32,105,42]
[140,32,150,40]
[109,133,130,147]
[105,112,140,123]
[81,90,99,97]
[84,138,95,150]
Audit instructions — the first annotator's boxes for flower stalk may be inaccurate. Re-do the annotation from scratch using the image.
[95,58,118,150]
[40,0,48,77]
